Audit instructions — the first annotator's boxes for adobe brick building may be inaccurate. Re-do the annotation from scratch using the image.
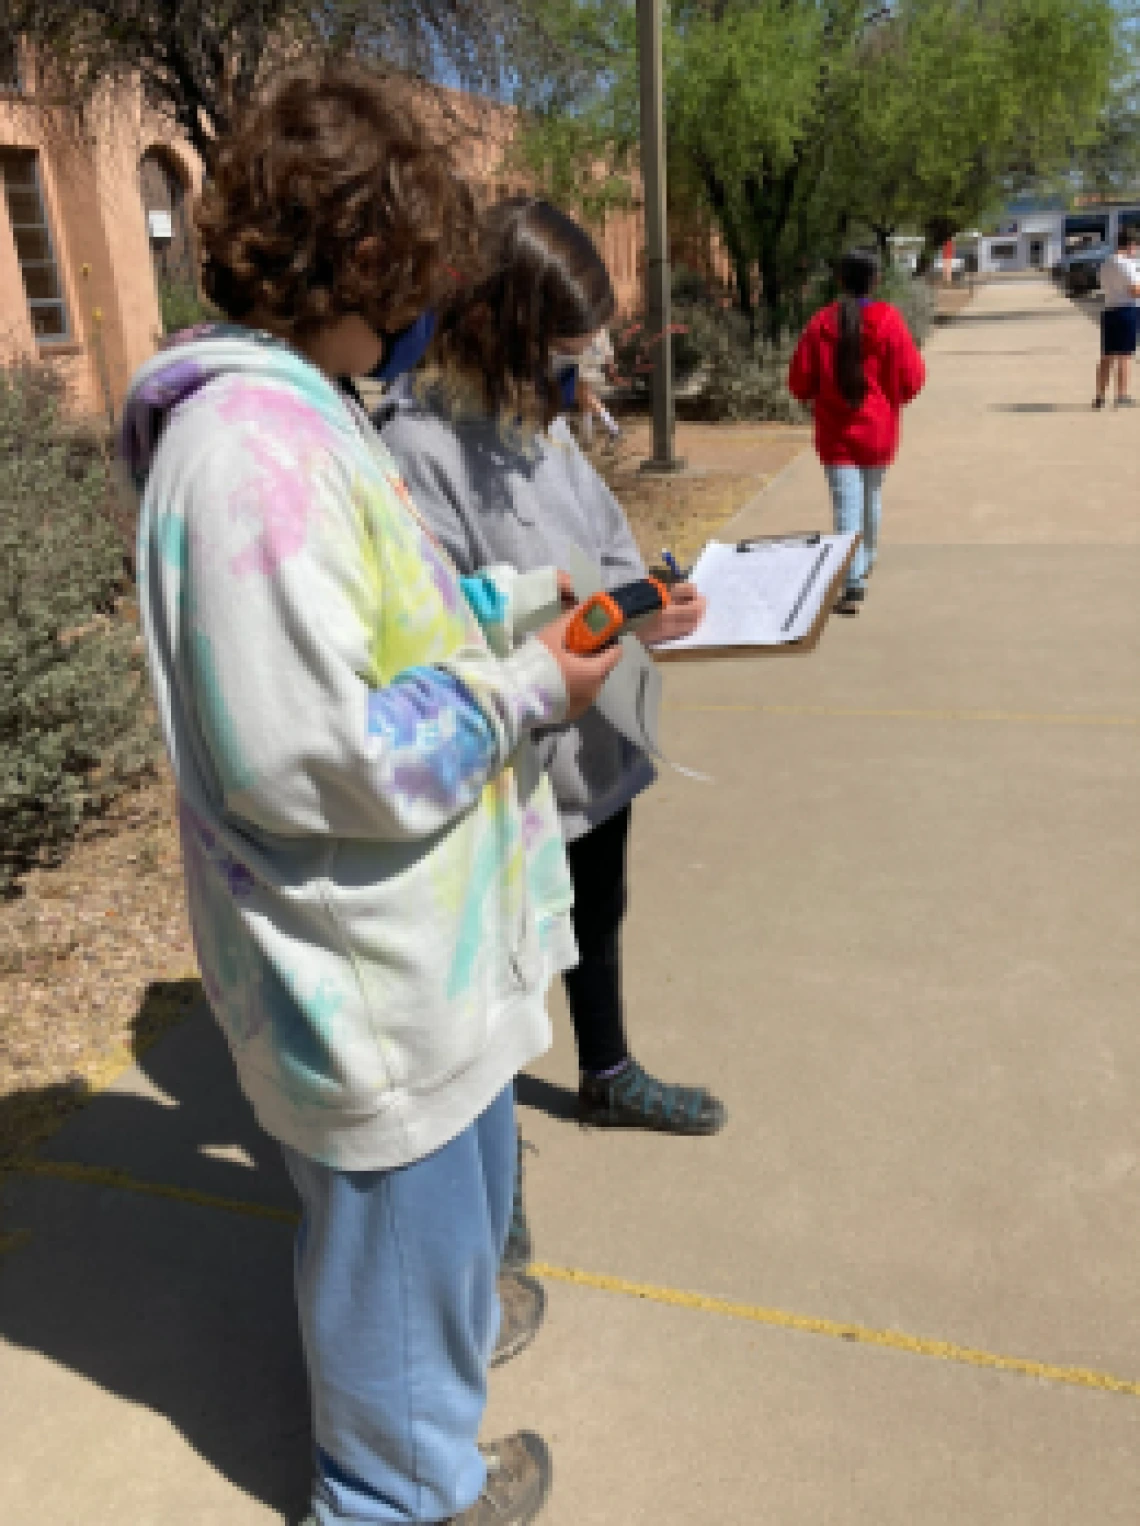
[0,50,721,418]
[0,47,201,416]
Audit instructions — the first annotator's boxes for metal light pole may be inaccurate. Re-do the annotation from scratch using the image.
[637,0,682,472]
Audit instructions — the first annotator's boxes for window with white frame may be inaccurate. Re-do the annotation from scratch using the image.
[990,241,1019,262]
[0,148,69,341]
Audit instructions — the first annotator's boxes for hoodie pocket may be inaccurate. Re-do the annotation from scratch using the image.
[505,888,542,994]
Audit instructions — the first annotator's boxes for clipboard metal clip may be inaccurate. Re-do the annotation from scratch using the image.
[736,533,822,552]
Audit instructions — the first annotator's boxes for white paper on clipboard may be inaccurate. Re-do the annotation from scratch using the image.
[659,532,858,651]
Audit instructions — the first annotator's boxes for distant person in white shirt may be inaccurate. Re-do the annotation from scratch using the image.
[1095,229,1140,409]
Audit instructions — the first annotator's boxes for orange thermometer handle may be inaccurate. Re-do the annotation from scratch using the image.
[564,578,671,656]
[565,591,625,656]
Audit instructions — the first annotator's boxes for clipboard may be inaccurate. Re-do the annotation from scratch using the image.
[653,531,860,662]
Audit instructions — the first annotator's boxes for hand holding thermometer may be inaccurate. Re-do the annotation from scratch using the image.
[565,577,672,655]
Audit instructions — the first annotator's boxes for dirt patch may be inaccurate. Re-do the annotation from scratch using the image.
[0,775,196,1161]
[594,421,810,568]
[615,468,774,568]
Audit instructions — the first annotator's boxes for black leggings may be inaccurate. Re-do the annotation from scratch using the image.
[562,806,632,1075]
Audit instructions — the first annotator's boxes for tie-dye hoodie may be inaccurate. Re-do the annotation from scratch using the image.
[123,327,576,1170]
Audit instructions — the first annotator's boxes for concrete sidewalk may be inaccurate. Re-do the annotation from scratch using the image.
[3,277,1140,1524]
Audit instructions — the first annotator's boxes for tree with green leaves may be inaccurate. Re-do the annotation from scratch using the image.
[827,0,1117,261]
[670,0,1117,330]
[1064,2,1140,199]
[507,2,640,218]
[666,0,841,331]
[519,0,1119,335]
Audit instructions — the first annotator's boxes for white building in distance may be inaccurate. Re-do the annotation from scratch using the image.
[960,204,1140,276]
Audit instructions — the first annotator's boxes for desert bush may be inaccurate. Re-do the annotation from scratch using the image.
[675,301,803,422]
[614,271,805,422]
[877,266,934,348]
[613,263,933,422]
[157,278,216,336]
[0,361,158,893]
[804,264,933,348]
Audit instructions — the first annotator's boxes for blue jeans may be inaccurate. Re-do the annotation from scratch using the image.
[282,1085,516,1524]
[824,465,886,591]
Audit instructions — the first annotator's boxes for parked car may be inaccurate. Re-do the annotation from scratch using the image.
[1052,242,1110,296]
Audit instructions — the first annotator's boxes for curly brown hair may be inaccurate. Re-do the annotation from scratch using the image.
[432,196,616,423]
[197,60,476,340]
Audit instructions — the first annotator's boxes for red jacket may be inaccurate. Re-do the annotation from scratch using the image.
[788,300,925,468]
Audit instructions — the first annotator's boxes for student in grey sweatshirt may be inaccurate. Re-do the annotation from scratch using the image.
[379,199,728,1256]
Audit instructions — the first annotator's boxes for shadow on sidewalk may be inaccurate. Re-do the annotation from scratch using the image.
[0,982,311,1519]
[944,304,1080,325]
[0,981,579,1516]
[990,403,1097,414]
[515,1072,579,1122]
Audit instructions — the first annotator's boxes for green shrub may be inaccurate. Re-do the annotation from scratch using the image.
[614,271,805,422]
[799,264,934,348]
[0,362,158,894]
[676,301,804,423]
[613,263,933,423]
[158,279,216,336]
[876,266,935,348]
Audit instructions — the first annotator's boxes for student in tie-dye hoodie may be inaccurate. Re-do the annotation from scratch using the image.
[121,63,618,1526]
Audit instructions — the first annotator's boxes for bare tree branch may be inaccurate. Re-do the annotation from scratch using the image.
[1,0,582,166]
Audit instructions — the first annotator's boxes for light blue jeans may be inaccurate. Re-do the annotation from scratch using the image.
[824,465,886,591]
[282,1085,516,1524]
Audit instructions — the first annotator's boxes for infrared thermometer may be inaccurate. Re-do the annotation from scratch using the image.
[565,577,671,655]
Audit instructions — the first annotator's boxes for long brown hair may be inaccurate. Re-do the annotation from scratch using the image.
[835,249,879,409]
[432,196,616,423]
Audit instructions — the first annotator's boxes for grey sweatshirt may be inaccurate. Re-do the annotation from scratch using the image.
[379,385,656,841]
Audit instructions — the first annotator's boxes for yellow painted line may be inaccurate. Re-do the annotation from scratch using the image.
[10,1157,1140,1401]
[532,1262,1140,1398]
[9,1158,300,1225]
[667,702,1140,729]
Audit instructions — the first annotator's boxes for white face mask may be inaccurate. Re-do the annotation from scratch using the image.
[549,329,605,378]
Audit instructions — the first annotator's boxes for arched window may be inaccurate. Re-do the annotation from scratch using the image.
[139,148,196,291]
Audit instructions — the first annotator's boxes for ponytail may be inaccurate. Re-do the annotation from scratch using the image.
[836,296,866,409]
[834,248,879,410]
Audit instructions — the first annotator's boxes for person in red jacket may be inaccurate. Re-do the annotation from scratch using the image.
[788,249,925,614]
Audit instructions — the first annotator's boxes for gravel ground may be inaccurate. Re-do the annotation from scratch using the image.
[0,775,197,1161]
[593,423,809,568]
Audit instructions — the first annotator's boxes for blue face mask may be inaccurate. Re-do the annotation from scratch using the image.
[369,311,437,384]
[554,362,578,412]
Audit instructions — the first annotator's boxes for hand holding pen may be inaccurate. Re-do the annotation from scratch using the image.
[643,548,706,646]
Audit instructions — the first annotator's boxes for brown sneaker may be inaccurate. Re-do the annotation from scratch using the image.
[450,1432,552,1524]
[492,1269,546,1368]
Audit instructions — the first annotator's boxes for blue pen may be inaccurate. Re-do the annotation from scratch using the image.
[661,547,682,581]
